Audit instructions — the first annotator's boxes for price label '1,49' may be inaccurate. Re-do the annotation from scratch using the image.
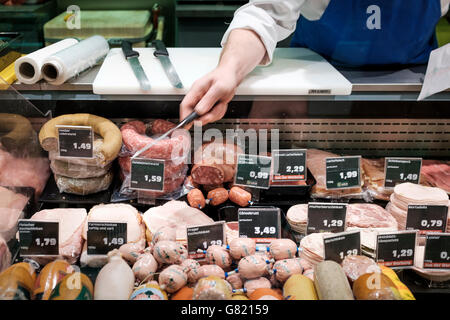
[57,125,93,159]
[325,156,361,190]
[87,222,127,255]
[384,158,422,188]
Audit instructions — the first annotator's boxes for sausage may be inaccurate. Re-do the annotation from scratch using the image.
[244,277,272,296]
[51,159,112,178]
[39,114,122,164]
[272,258,304,283]
[185,175,200,189]
[0,263,36,300]
[54,171,113,195]
[226,273,243,290]
[150,119,176,135]
[158,265,188,293]
[33,260,75,300]
[152,241,188,265]
[269,239,298,260]
[283,274,318,300]
[237,254,272,280]
[191,164,224,185]
[202,184,224,193]
[180,259,202,283]
[151,226,177,245]
[49,272,94,300]
[229,186,252,207]
[132,251,158,283]
[352,273,400,300]
[0,113,34,152]
[205,245,232,269]
[197,265,226,279]
[314,261,354,300]
[207,188,229,206]
[193,276,233,300]
[119,239,146,265]
[187,188,206,209]
[228,238,256,260]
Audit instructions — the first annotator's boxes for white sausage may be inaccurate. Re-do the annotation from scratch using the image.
[132,250,158,283]
[153,240,188,265]
[226,273,243,290]
[205,245,232,269]
[244,277,271,295]
[158,265,188,293]
[269,239,298,260]
[228,238,256,260]
[197,264,225,279]
[238,254,272,280]
[272,258,303,282]
[180,259,202,283]
[94,250,135,300]
[119,239,146,265]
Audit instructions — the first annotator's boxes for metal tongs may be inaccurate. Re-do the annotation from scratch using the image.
[132,110,199,159]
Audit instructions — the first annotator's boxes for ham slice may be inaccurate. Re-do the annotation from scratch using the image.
[28,208,87,264]
[420,160,450,193]
[0,186,29,241]
[299,232,332,267]
[143,200,214,245]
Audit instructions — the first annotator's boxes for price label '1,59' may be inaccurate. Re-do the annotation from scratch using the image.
[130,158,165,191]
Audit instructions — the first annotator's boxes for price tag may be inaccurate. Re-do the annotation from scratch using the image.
[57,125,93,158]
[324,231,361,264]
[130,158,165,191]
[306,203,347,234]
[187,221,225,259]
[18,220,59,256]
[238,207,281,243]
[87,222,127,255]
[384,158,422,188]
[406,205,448,236]
[325,156,361,190]
[234,154,272,189]
[376,231,417,268]
[423,233,450,270]
[271,149,307,182]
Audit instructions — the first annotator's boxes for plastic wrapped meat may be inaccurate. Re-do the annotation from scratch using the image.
[158,265,188,293]
[0,235,11,273]
[269,239,298,260]
[193,276,233,300]
[197,264,225,279]
[238,254,272,280]
[180,259,201,283]
[420,160,450,193]
[346,203,398,229]
[226,273,243,290]
[228,237,256,260]
[272,258,304,283]
[132,250,158,283]
[153,240,188,265]
[361,158,393,201]
[205,245,232,269]
[54,171,114,195]
[244,277,271,296]
[0,186,29,241]
[341,255,381,283]
[119,239,146,265]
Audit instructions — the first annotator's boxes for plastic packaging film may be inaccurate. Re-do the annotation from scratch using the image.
[15,38,79,84]
[42,35,109,85]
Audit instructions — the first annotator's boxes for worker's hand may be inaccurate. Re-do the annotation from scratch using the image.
[180,66,238,129]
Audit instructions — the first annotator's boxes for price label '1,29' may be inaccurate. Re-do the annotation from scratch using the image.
[57,125,93,159]
[187,221,225,259]
[384,158,422,188]
[307,203,347,234]
[272,149,307,182]
[18,220,59,256]
[406,205,448,236]
[238,207,281,243]
[87,222,127,255]
[130,158,165,191]
[324,231,361,264]
[234,154,272,189]
[423,233,450,270]
[325,156,361,190]
[376,231,417,269]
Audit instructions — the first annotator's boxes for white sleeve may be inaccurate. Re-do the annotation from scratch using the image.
[221,0,330,65]
[441,0,450,16]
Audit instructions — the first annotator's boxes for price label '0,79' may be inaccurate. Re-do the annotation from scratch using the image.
[18,220,59,256]
[384,158,422,188]
[376,231,417,269]
[57,125,93,159]
[325,156,361,190]
[406,205,448,236]
[234,154,272,189]
[130,158,165,191]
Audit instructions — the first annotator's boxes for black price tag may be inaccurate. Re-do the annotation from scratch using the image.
[57,125,93,158]
[307,203,347,234]
[384,158,422,188]
[406,205,448,236]
[272,149,307,182]
[234,154,272,189]
[238,207,281,243]
[325,156,361,190]
[87,222,127,255]
[18,220,59,256]
[423,233,450,270]
[376,231,417,268]
[324,231,361,264]
[187,221,225,259]
[130,158,165,191]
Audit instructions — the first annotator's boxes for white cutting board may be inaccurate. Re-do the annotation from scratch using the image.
[93,47,352,95]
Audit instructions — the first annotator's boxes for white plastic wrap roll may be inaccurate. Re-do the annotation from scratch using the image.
[14,38,79,84]
[42,35,109,85]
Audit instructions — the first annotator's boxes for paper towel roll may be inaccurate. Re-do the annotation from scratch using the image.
[14,38,79,85]
[41,35,109,85]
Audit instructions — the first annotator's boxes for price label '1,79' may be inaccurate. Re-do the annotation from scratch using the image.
[130,158,165,191]
[384,158,422,188]
[18,220,59,256]
[234,154,272,189]
[57,125,93,159]
[325,156,361,190]
[376,231,417,269]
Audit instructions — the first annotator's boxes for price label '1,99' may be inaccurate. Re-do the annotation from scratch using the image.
[325,156,361,190]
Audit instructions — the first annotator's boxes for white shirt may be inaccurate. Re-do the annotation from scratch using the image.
[221,0,450,65]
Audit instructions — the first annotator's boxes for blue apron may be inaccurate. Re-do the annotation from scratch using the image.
[291,0,441,66]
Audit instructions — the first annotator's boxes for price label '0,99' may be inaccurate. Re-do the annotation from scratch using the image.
[384,158,422,188]
[272,149,307,182]
[87,222,127,255]
[18,220,59,256]
[376,231,417,269]
[130,158,165,191]
[234,154,272,189]
[57,125,93,158]
[423,233,450,270]
[325,156,361,190]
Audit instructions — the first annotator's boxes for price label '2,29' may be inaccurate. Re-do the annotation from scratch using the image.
[18,220,59,256]
[325,156,361,190]
[376,230,417,269]
[57,125,93,159]
[234,154,272,189]
[384,158,422,188]
[271,149,307,182]
[130,158,165,191]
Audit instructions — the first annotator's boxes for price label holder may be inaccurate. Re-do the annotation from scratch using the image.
[306,202,347,234]
[130,158,165,191]
[325,156,361,190]
[18,220,59,257]
[234,154,272,189]
[57,125,93,158]
[87,222,127,255]
[423,233,450,270]
[323,230,361,264]
[271,149,307,183]
[376,230,417,269]
[238,207,281,244]
[406,205,448,236]
[187,221,226,259]
[384,157,422,188]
